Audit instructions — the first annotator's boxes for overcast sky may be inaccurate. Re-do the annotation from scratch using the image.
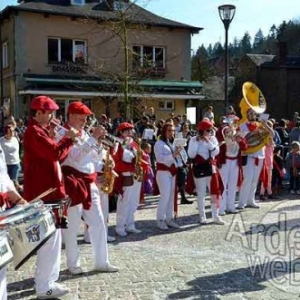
[1,0,300,51]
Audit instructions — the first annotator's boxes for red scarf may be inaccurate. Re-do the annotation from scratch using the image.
[246,122,258,132]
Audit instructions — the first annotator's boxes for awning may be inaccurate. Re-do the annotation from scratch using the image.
[19,89,205,99]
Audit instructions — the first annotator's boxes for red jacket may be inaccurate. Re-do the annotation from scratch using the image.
[23,118,73,202]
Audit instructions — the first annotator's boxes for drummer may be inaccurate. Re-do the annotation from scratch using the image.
[22,96,77,299]
[0,143,27,300]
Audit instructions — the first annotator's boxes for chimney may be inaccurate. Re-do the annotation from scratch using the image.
[278,42,287,65]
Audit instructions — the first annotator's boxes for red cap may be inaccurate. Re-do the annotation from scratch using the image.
[197,120,213,131]
[67,101,92,115]
[30,96,59,111]
[117,122,134,132]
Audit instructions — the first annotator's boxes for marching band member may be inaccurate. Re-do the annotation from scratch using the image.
[188,120,224,225]
[84,132,116,243]
[154,123,187,230]
[113,122,146,236]
[59,102,118,275]
[23,96,76,299]
[236,108,274,209]
[216,116,248,215]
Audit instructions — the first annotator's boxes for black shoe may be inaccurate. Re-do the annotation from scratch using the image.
[181,198,193,205]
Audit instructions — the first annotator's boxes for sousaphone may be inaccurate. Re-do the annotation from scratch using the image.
[238,82,270,154]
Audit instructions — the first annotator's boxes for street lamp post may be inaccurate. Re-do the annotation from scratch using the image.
[218,4,236,114]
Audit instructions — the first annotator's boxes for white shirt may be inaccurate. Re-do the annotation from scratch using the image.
[0,137,20,165]
[188,135,219,160]
[154,139,187,168]
[58,129,104,174]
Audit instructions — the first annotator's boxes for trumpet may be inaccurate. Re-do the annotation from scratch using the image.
[50,120,102,153]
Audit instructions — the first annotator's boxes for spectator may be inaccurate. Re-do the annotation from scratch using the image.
[147,107,156,124]
[285,141,300,194]
[203,106,214,124]
[289,122,300,144]
[0,125,22,192]
[112,112,123,134]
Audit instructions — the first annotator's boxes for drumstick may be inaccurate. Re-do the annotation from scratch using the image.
[31,187,57,201]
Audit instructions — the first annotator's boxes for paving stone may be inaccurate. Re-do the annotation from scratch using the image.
[5,195,300,299]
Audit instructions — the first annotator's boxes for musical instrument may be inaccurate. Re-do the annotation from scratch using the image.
[133,138,144,182]
[238,82,270,154]
[0,231,13,270]
[46,199,70,229]
[100,147,118,194]
[51,120,102,153]
[0,200,56,270]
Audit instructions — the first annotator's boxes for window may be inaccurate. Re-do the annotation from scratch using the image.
[132,45,165,68]
[158,100,174,110]
[48,38,87,64]
[2,42,8,68]
[71,0,85,5]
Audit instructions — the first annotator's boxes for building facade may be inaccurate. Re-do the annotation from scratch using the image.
[1,0,203,121]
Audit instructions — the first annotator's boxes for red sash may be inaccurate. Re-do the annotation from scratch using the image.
[62,165,97,210]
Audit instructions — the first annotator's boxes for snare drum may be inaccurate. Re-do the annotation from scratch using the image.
[46,198,71,229]
[0,203,56,270]
[0,231,13,270]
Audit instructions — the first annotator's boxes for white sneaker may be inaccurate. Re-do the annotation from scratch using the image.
[166,220,180,228]
[94,264,119,273]
[115,229,127,237]
[126,227,142,234]
[213,217,225,225]
[157,220,169,230]
[36,283,69,299]
[296,190,300,195]
[107,235,116,242]
[69,266,84,275]
[199,217,208,225]
[290,190,296,194]
[246,203,260,209]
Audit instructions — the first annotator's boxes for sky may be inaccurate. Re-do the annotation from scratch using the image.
[1,0,300,52]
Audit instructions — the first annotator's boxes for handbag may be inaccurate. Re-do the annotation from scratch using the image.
[192,161,213,178]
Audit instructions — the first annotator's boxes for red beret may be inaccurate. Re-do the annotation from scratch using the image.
[67,101,92,115]
[30,96,59,111]
[197,120,213,131]
[117,122,134,132]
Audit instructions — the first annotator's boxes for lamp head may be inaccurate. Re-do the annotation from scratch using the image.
[218,4,236,28]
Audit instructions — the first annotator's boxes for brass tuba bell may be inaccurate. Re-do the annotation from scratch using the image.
[238,82,270,154]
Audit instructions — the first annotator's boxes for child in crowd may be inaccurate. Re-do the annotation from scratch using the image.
[272,146,285,195]
[259,136,275,200]
[285,141,300,194]
[141,142,154,195]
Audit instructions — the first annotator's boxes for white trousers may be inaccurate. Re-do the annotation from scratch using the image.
[35,230,61,293]
[238,157,263,207]
[99,190,109,232]
[156,171,176,221]
[194,176,212,219]
[0,268,6,300]
[64,182,109,269]
[219,159,239,213]
[116,180,142,232]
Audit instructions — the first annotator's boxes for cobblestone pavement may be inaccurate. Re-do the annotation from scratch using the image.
[6,193,300,300]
